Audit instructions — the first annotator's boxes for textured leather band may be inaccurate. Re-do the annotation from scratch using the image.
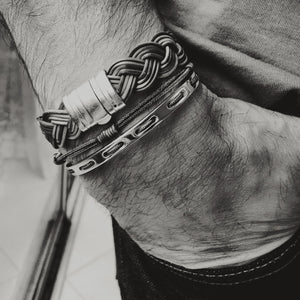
[38,32,189,149]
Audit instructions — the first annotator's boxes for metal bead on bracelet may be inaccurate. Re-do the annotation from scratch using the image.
[37,32,199,175]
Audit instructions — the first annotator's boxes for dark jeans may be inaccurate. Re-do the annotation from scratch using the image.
[112,218,300,300]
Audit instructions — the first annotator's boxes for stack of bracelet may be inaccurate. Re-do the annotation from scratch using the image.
[37,32,199,175]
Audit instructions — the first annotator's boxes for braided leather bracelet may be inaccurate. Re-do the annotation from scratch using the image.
[37,32,199,175]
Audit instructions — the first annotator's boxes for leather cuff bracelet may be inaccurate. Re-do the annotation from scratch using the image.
[37,32,199,175]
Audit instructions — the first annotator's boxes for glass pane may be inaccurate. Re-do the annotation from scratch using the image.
[0,28,62,300]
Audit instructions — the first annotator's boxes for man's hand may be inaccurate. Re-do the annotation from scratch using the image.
[1,0,300,268]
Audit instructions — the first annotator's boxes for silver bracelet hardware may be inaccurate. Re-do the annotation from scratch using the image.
[37,32,199,175]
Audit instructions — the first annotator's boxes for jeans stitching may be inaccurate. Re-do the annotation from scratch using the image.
[155,260,298,286]
[146,236,299,278]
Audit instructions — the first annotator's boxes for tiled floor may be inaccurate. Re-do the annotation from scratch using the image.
[0,158,59,300]
[60,196,121,300]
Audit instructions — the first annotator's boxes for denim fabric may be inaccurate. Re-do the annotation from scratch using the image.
[113,218,300,300]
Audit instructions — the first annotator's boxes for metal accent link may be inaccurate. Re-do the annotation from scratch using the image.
[63,81,112,132]
[89,71,125,115]
[96,125,118,143]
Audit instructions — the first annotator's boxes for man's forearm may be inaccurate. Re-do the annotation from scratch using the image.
[1,0,300,268]
[0,0,163,108]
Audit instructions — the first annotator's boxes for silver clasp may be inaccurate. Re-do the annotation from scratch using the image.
[63,71,125,132]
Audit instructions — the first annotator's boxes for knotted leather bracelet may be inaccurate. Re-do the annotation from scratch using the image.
[37,32,199,175]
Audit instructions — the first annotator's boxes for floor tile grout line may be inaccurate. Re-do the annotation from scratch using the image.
[0,246,19,271]
[67,246,115,276]
[67,279,86,300]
